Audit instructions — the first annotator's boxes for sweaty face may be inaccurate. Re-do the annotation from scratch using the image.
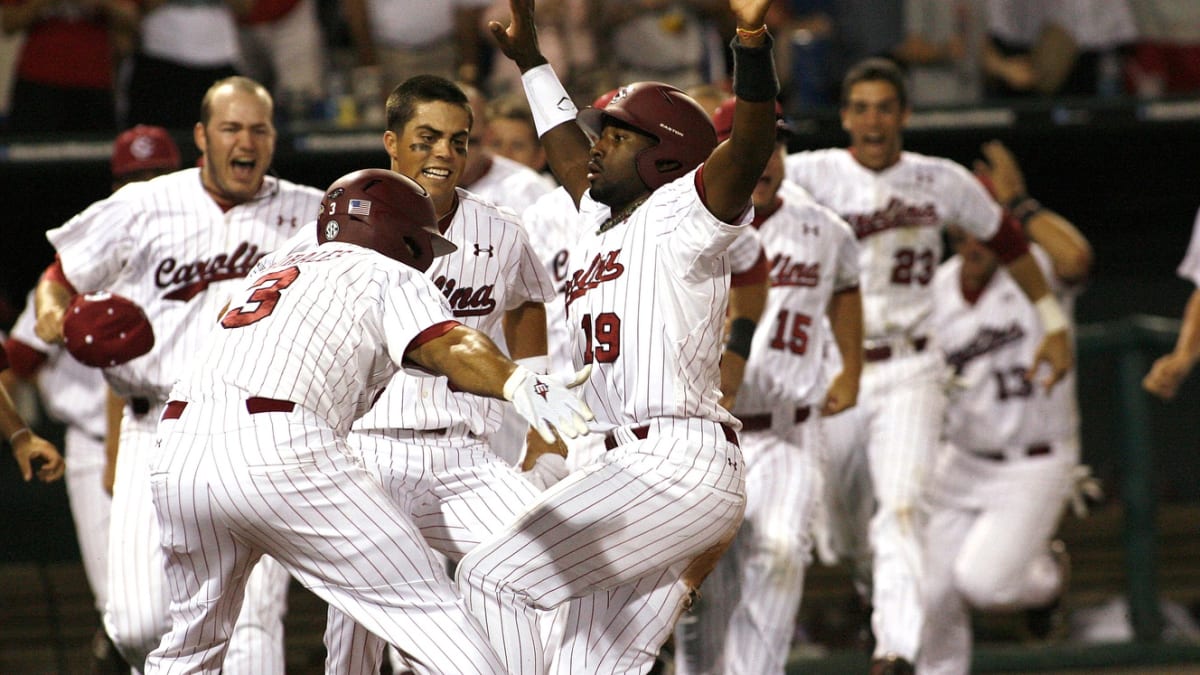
[586,122,656,209]
[841,79,908,172]
[484,118,546,171]
[196,88,276,205]
[752,144,786,211]
[385,101,470,216]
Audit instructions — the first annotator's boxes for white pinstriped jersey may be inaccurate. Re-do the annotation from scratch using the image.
[46,168,324,401]
[523,187,590,378]
[734,182,861,413]
[355,187,556,434]
[785,149,1001,341]
[173,242,457,436]
[464,154,557,214]
[932,245,1079,451]
[8,292,107,437]
[1176,206,1200,286]
[568,168,750,429]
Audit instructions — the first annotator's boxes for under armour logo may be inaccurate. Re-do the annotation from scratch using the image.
[534,380,550,399]
[802,223,819,235]
[278,216,298,228]
[473,244,494,257]
[556,96,574,111]
[915,171,934,186]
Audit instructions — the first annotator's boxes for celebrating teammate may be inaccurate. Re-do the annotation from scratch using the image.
[674,97,864,675]
[450,0,782,673]
[321,75,561,674]
[784,58,1073,673]
[142,169,592,674]
[38,76,322,672]
[919,141,1093,674]
[1144,204,1200,400]
[3,124,181,673]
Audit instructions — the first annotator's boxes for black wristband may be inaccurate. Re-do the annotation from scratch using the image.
[730,32,779,103]
[726,317,757,360]
[1006,194,1043,229]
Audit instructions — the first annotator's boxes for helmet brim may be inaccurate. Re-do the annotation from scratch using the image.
[431,232,457,258]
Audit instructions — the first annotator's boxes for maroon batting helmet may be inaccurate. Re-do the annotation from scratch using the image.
[316,169,456,272]
[577,82,717,191]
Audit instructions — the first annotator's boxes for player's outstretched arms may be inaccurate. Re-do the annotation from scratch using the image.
[490,0,593,206]
[405,324,594,442]
[701,0,780,223]
[822,287,863,416]
[1144,288,1200,400]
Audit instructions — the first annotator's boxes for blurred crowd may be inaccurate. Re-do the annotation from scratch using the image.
[1,0,1199,136]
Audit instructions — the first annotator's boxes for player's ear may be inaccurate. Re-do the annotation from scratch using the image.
[383,130,399,161]
[193,122,207,156]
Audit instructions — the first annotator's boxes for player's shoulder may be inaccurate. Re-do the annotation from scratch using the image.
[776,181,856,236]
[896,151,975,183]
[274,176,326,200]
[455,187,521,222]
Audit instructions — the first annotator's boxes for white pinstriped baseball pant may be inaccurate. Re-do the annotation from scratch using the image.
[63,427,113,614]
[674,412,823,675]
[143,400,506,675]
[456,417,746,675]
[106,402,289,674]
[323,429,544,674]
[918,438,1077,674]
[819,351,946,662]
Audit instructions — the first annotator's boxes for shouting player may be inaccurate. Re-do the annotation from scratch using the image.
[453,0,781,673]
[142,169,592,674]
[784,58,1072,673]
[38,76,322,672]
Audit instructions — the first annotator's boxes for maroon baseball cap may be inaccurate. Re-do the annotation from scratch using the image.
[111,125,181,179]
[62,292,155,367]
[711,98,793,143]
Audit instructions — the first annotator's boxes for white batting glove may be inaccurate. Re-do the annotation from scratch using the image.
[523,454,570,490]
[1068,464,1104,518]
[504,365,594,444]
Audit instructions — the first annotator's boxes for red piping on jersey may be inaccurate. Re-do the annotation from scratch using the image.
[751,196,783,227]
[3,339,47,379]
[42,258,79,296]
[984,213,1029,264]
[405,320,462,355]
[437,196,459,235]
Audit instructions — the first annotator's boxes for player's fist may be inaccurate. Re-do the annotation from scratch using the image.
[504,365,594,444]
[1029,330,1073,393]
[821,369,859,416]
[1143,351,1194,401]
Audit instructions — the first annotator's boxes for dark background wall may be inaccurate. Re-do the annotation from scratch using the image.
[2,100,1200,561]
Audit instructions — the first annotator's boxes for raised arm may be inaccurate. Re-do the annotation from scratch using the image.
[700,0,782,223]
[489,0,593,205]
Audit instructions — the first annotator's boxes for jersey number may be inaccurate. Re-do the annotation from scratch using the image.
[768,309,812,355]
[580,312,621,364]
[993,367,1034,401]
[220,267,300,329]
[890,247,935,286]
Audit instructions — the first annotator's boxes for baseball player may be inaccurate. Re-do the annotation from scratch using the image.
[0,343,64,483]
[320,75,561,675]
[3,124,181,673]
[918,140,1093,675]
[447,1,782,673]
[142,168,593,675]
[1144,204,1200,400]
[674,97,864,675]
[784,58,1072,673]
[37,76,322,673]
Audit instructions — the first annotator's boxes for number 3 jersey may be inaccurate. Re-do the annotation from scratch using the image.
[932,246,1080,451]
[785,149,1001,342]
[567,168,750,429]
[734,181,860,414]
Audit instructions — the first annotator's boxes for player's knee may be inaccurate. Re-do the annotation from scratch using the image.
[750,534,810,585]
[953,563,1020,610]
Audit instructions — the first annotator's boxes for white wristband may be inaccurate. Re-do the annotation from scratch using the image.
[503,365,533,401]
[515,355,551,375]
[1035,294,1068,334]
[9,427,30,445]
[520,64,578,138]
